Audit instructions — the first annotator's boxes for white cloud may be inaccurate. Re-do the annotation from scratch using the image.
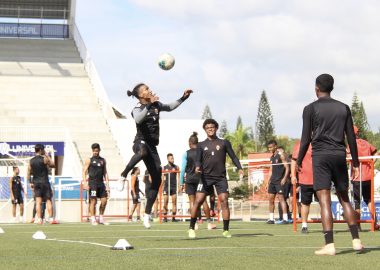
[76,0,380,138]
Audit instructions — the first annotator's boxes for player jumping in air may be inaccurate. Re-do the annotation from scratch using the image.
[297,74,363,255]
[188,119,243,238]
[82,143,110,226]
[121,83,192,228]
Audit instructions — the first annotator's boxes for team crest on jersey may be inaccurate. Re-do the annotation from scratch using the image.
[216,145,220,151]
[154,108,158,114]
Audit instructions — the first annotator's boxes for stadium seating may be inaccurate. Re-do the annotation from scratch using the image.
[0,38,124,177]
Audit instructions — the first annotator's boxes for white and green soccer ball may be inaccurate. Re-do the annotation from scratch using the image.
[158,53,175,70]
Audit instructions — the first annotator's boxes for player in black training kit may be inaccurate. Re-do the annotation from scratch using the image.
[9,166,25,222]
[181,132,216,230]
[27,144,55,225]
[162,153,179,222]
[82,143,110,226]
[120,83,192,228]
[188,119,243,238]
[297,74,363,255]
[265,141,290,224]
[129,167,144,221]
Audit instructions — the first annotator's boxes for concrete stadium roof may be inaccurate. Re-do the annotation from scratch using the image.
[0,0,71,19]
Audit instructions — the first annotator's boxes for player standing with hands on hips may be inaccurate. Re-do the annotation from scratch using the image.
[297,74,363,255]
[188,119,243,238]
[121,83,192,228]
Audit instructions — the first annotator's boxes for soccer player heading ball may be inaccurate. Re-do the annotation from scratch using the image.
[121,83,192,229]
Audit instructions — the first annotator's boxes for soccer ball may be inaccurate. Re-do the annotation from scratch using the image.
[158,53,175,70]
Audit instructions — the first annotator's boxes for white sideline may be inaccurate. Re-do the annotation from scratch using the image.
[45,238,112,248]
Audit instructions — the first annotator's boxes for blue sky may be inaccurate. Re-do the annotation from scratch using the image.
[75,0,380,138]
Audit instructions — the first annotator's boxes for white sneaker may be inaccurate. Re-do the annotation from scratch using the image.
[144,214,151,229]
[91,220,98,226]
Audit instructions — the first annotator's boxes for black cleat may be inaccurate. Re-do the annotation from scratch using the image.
[266,219,275,224]
[301,227,308,234]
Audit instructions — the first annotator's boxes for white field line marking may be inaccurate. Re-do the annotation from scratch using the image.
[44,238,112,248]
[14,228,355,234]
[138,246,368,251]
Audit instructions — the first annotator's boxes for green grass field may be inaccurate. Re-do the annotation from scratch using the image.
[0,221,379,270]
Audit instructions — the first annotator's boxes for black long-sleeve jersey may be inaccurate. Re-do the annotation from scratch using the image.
[297,96,359,167]
[132,96,189,146]
[196,137,243,180]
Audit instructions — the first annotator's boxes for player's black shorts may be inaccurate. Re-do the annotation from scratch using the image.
[352,181,371,209]
[283,181,291,199]
[131,191,141,204]
[268,182,286,195]
[289,183,300,199]
[163,186,177,196]
[34,182,52,200]
[185,182,198,196]
[89,184,107,199]
[312,154,349,192]
[300,184,316,205]
[11,193,24,204]
[197,178,228,195]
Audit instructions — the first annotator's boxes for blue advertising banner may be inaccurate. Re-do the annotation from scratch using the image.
[0,23,69,38]
[0,177,81,200]
[331,201,380,220]
[0,142,64,156]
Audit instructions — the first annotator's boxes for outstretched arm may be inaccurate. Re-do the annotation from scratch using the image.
[160,90,193,112]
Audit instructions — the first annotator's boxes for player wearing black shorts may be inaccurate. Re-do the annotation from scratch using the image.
[180,132,216,230]
[27,144,55,225]
[120,83,192,228]
[266,140,290,224]
[297,74,363,255]
[82,143,110,226]
[162,154,179,222]
[9,166,24,222]
[188,119,243,238]
[129,167,144,221]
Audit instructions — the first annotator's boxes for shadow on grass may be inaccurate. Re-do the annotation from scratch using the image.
[337,247,380,255]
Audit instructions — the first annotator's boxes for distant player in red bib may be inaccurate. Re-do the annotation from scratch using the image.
[348,126,378,229]
[292,140,316,233]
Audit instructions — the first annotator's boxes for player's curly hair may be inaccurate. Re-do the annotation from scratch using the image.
[189,132,198,145]
[127,83,145,98]
[316,74,334,93]
[202,119,219,130]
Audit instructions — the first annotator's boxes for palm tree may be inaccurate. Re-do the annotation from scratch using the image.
[225,125,254,160]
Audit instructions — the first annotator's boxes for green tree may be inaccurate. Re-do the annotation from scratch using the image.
[201,105,213,119]
[219,120,228,138]
[225,124,254,160]
[236,116,243,130]
[255,90,275,149]
[351,93,370,139]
